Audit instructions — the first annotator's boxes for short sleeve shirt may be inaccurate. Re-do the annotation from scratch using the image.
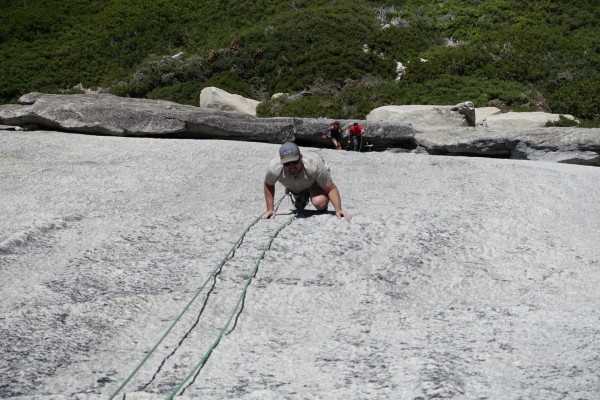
[264,151,331,193]
[349,125,363,136]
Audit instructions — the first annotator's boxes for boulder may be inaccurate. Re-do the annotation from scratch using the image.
[288,90,312,102]
[475,107,502,125]
[414,127,600,166]
[292,118,416,150]
[269,90,311,102]
[481,111,576,128]
[199,86,260,116]
[1,92,293,142]
[367,102,476,129]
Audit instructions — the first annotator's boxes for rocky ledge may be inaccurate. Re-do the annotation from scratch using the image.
[1,92,599,166]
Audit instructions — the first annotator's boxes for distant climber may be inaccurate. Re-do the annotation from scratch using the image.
[346,122,365,151]
[323,121,344,150]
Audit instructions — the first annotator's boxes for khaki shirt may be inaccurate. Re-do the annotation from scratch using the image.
[265,151,331,193]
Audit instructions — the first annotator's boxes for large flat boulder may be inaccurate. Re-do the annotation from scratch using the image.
[482,111,576,128]
[1,92,294,142]
[367,102,476,128]
[199,86,260,116]
[2,134,599,398]
[293,118,416,149]
[415,127,600,166]
[475,107,502,125]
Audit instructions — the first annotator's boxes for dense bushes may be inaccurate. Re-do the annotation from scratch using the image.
[0,0,598,123]
[258,95,344,119]
[547,75,600,120]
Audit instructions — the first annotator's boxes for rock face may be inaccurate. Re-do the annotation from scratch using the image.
[475,107,502,125]
[199,86,260,116]
[2,135,599,398]
[1,92,599,166]
[481,111,576,128]
[415,127,600,165]
[0,93,417,149]
[368,103,576,129]
[294,118,417,151]
[367,102,476,129]
[1,92,295,142]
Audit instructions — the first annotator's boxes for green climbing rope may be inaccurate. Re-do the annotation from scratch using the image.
[109,194,288,399]
[167,211,297,398]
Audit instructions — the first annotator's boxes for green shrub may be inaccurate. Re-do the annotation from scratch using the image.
[578,120,600,128]
[258,95,344,118]
[199,71,254,99]
[1,0,598,123]
[146,82,201,106]
[546,115,580,128]
[341,75,532,110]
[340,83,385,119]
[547,76,600,120]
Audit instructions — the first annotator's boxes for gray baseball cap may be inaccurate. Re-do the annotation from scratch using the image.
[279,142,301,163]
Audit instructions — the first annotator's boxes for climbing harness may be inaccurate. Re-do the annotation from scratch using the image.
[109,194,296,399]
[286,187,309,210]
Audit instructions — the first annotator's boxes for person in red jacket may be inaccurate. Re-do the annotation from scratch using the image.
[346,122,365,151]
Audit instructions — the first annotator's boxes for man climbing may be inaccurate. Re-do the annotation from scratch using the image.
[346,122,365,151]
[262,142,351,220]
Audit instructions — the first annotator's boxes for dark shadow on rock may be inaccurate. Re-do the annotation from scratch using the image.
[294,209,336,219]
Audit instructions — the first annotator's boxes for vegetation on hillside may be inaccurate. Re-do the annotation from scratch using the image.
[1,0,598,123]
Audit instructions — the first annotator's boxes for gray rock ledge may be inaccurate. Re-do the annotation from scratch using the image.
[1,92,599,166]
